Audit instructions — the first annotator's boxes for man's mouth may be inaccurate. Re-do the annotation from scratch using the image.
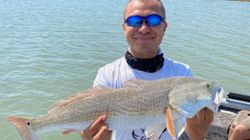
[134,35,155,41]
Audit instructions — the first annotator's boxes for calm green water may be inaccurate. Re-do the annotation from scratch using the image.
[0,0,249,139]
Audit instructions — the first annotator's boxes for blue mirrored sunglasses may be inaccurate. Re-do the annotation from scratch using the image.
[124,14,164,27]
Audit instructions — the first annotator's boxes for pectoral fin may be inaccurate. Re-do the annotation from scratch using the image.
[166,108,177,140]
[62,129,78,135]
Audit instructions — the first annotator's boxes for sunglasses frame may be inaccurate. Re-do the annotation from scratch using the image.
[124,14,165,27]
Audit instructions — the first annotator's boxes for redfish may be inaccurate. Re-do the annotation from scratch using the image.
[7,77,223,140]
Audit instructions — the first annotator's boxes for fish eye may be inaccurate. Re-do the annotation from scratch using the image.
[27,122,30,126]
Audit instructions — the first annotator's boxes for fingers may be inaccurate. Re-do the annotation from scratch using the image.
[80,115,111,140]
[93,125,112,140]
[90,115,108,133]
[80,126,111,140]
[201,107,214,123]
[185,108,213,140]
[190,107,214,125]
[190,108,213,131]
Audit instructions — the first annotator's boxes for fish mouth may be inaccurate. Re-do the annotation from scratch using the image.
[217,87,223,94]
[212,87,224,111]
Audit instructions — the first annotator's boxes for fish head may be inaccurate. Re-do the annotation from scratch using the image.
[165,78,224,139]
[168,78,224,118]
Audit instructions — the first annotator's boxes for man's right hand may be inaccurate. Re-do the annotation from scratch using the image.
[80,115,112,140]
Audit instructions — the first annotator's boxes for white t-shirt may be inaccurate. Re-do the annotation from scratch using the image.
[93,57,192,140]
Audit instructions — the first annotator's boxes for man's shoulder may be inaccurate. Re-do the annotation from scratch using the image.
[164,58,191,70]
[163,58,192,76]
[99,57,126,71]
[94,57,131,88]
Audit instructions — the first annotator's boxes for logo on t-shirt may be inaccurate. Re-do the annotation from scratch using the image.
[132,128,167,140]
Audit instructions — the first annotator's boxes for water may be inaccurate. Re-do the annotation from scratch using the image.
[0,0,249,139]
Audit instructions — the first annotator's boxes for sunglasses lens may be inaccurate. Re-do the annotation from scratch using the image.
[126,15,143,27]
[146,14,162,26]
[125,14,163,27]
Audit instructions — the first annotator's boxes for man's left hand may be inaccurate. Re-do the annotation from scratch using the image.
[185,107,213,140]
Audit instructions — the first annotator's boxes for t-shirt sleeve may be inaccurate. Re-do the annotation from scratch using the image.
[93,67,110,87]
[175,63,193,77]
[185,68,193,77]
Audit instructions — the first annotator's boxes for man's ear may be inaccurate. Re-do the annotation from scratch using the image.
[164,21,168,32]
[122,23,125,31]
[122,23,127,36]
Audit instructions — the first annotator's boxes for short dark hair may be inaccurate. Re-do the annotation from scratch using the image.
[124,0,166,20]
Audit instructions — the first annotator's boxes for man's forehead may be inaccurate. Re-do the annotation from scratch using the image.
[127,0,162,9]
[125,0,164,17]
[128,0,161,3]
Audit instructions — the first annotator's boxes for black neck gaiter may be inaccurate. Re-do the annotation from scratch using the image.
[125,51,164,73]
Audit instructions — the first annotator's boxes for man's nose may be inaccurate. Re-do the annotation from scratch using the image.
[138,20,150,33]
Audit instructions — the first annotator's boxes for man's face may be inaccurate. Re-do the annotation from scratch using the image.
[123,0,167,59]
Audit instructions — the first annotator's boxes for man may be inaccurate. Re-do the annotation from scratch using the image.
[80,0,213,139]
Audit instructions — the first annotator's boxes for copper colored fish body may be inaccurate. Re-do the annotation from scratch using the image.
[7,77,224,140]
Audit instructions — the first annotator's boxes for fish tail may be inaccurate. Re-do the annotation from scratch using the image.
[7,116,38,140]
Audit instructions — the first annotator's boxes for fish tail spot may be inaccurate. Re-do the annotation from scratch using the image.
[7,116,33,140]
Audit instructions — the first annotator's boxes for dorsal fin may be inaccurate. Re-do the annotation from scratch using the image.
[124,79,149,88]
[48,86,114,114]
